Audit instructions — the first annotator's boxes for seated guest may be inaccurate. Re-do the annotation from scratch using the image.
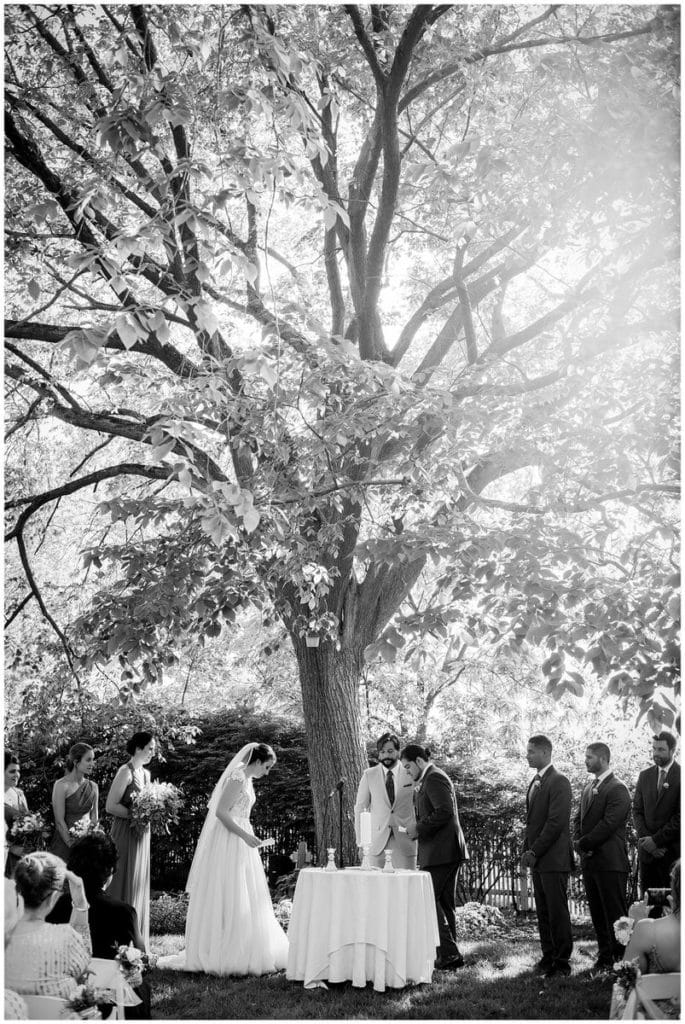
[623,859,680,974]
[48,831,150,1018]
[5,852,91,1000]
[5,877,28,1020]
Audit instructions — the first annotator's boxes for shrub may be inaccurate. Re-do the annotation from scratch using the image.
[273,897,293,931]
[150,891,189,935]
[455,901,508,938]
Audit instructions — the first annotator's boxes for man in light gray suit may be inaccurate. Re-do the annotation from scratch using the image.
[354,732,417,868]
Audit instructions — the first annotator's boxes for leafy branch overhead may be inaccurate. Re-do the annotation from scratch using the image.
[5,0,679,749]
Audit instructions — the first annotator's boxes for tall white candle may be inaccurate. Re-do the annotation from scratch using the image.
[360,811,372,846]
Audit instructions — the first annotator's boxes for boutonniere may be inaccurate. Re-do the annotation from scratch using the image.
[531,779,542,790]
[663,782,670,790]
[415,782,423,793]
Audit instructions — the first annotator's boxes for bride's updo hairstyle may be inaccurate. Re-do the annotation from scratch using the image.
[66,742,94,771]
[247,743,276,765]
[126,731,155,756]
[14,852,66,908]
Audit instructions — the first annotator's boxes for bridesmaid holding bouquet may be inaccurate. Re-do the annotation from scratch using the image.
[106,731,156,949]
[4,752,29,876]
[49,742,98,861]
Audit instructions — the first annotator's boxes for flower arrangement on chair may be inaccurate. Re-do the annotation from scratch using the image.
[115,943,158,988]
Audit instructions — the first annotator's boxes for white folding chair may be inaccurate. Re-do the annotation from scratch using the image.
[634,972,680,1019]
[87,958,126,1020]
[22,994,69,1019]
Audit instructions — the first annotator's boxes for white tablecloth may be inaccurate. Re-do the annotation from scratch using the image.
[286,867,439,992]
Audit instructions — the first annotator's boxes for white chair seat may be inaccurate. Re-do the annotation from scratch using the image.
[634,973,680,1019]
[23,994,69,1019]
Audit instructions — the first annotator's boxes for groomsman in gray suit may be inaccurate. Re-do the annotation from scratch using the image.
[573,742,631,972]
[354,732,417,868]
[521,735,574,978]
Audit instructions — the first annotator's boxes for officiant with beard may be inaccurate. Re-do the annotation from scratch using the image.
[354,733,417,869]
[402,744,468,971]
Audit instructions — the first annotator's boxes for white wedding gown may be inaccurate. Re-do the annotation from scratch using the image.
[158,766,288,975]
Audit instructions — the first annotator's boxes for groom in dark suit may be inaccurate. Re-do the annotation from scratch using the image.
[573,742,631,971]
[633,731,680,894]
[521,735,574,978]
[401,744,468,971]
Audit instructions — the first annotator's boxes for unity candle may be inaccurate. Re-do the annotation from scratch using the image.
[360,811,372,846]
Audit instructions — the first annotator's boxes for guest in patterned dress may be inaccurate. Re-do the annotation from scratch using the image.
[623,859,680,974]
[5,752,29,877]
[50,743,99,861]
[5,876,28,1020]
[5,852,91,1000]
[106,731,156,949]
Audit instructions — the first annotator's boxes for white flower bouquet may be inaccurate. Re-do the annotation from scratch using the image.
[613,915,635,946]
[10,811,51,852]
[115,943,158,987]
[128,782,183,837]
[69,819,104,841]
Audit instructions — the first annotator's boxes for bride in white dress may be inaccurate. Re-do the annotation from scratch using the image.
[158,742,288,975]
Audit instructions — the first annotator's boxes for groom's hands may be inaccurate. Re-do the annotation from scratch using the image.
[520,850,537,869]
[405,824,418,840]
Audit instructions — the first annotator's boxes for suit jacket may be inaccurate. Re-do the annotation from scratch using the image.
[524,766,574,872]
[414,764,468,869]
[354,762,416,857]
[572,772,631,872]
[633,762,680,861]
[48,888,145,957]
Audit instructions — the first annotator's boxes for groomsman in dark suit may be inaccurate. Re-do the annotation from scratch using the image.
[573,742,631,971]
[521,735,574,978]
[402,744,468,971]
[633,731,680,894]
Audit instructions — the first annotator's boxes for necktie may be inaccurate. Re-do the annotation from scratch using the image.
[529,774,542,803]
[657,768,666,795]
[385,769,395,806]
[582,779,598,818]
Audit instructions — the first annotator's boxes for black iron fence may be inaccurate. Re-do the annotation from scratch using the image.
[152,821,639,914]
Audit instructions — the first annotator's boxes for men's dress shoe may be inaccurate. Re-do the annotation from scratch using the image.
[436,955,465,970]
[543,964,571,978]
[533,958,554,973]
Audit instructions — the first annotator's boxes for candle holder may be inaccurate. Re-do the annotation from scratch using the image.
[324,847,337,872]
[361,844,371,869]
[383,849,395,873]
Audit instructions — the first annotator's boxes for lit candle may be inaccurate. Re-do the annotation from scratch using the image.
[360,811,372,846]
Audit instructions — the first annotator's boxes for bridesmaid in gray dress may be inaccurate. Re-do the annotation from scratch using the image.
[106,731,156,949]
[50,742,98,861]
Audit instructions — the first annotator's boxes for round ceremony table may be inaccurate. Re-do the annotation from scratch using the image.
[286,867,439,992]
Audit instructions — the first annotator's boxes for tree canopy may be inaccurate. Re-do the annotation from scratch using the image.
[5,4,679,856]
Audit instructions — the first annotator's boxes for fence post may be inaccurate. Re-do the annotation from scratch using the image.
[296,840,307,869]
[519,866,529,912]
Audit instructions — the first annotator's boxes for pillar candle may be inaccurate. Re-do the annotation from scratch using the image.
[360,810,372,846]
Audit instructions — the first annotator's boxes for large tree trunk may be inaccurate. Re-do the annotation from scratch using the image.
[293,633,368,867]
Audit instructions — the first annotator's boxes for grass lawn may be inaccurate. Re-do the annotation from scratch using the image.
[150,919,615,1019]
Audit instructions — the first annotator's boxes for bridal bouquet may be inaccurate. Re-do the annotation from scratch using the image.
[10,811,51,852]
[69,819,104,841]
[115,943,158,987]
[129,781,183,837]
